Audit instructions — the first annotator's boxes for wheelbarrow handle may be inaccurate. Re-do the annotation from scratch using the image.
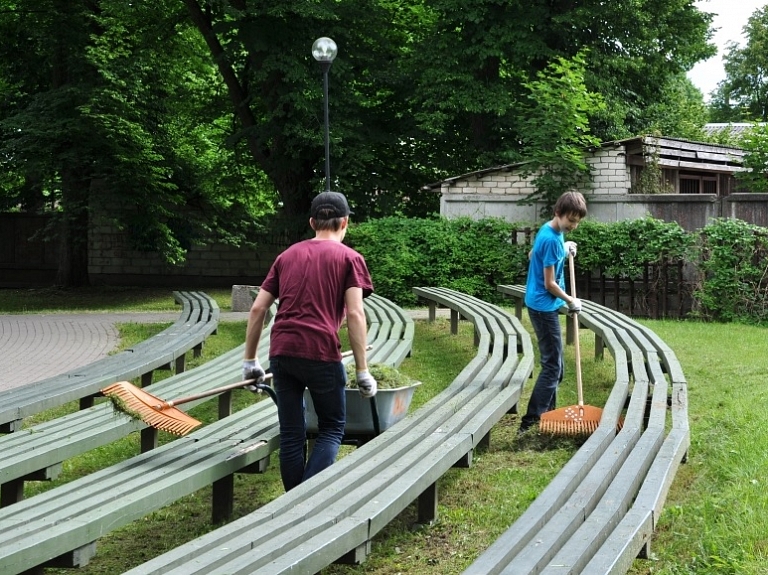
[369,395,381,436]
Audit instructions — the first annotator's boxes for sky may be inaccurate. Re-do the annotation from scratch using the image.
[687,0,767,100]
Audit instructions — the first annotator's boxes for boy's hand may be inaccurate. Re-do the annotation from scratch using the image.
[356,370,377,398]
[565,241,578,257]
[242,359,266,391]
[567,298,582,316]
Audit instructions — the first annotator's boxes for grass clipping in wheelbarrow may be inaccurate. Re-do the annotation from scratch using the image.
[345,363,417,389]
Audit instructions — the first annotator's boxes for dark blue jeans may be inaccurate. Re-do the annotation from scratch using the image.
[521,309,564,429]
[269,356,346,491]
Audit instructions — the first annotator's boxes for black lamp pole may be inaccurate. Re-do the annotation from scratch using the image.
[312,37,338,192]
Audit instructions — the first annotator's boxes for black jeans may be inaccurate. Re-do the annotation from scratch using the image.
[521,309,564,429]
[270,356,346,491]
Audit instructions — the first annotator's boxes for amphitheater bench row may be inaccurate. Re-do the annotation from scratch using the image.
[461,285,689,575]
[0,294,414,575]
[116,287,534,575]
[0,302,274,508]
[0,291,220,433]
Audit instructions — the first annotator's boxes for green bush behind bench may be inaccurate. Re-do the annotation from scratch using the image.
[346,215,768,324]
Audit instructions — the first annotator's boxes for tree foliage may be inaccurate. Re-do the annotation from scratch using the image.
[734,123,768,193]
[518,52,604,214]
[0,1,272,284]
[709,6,768,122]
[0,0,719,285]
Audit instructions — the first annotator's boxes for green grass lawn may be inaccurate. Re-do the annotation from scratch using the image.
[6,288,768,574]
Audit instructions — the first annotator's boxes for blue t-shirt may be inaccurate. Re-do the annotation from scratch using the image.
[524,222,566,312]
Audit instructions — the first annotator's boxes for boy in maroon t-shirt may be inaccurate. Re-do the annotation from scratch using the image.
[242,191,375,491]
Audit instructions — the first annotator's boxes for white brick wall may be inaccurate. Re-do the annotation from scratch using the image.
[87,208,283,283]
[439,145,633,220]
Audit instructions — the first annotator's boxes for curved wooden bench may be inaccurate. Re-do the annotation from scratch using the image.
[0,305,274,508]
[0,294,414,575]
[463,285,689,574]
[0,291,220,433]
[115,287,534,575]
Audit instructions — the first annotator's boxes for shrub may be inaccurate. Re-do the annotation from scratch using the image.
[694,218,768,323]
[568,217,695,278]
[345,214,768,325]
[345,216,529,306]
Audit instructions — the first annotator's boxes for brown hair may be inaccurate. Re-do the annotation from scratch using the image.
[311,216,345,232]
[554,191,587,218]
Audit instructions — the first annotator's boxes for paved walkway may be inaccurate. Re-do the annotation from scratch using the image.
[0,311,248,393]
[0,309,439,393]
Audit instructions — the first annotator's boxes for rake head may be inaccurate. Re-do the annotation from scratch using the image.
[539,404,603,437]
[101,381,203,436]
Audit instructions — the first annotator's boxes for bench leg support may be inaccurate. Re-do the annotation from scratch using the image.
[1,479,24,507]
[595,334,605,359]
[334,541,371,565]
[1,463,63,507]
[0,419,23,433]
[175,354,187,374]
[219,390,233,419]
[450,310,459,335]
[241,455,271,474]
[43,541,97,569]
[212,475,234,524]
[454,449,473,469]
[141,427,159,452]
[417,482,438,526]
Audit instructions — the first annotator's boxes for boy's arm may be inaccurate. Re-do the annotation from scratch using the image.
[344,286,369,372]
[543,265,576,305]
[244,288,276,360]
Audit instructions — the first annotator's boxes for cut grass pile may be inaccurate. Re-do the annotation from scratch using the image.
[345,362,419,389]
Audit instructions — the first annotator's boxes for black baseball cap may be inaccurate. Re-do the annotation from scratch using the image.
[310,191,354,220]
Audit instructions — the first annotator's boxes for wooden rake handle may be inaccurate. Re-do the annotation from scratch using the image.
[568,252,584,411]
[156,345,372,410]
[157,373,275,410]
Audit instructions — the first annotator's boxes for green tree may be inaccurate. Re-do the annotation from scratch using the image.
[638,74,709,141]
[582,0,715,140]
[518,53,605,214]
[709,6,768,122]
[404,0,714,162]
[0,1,268,285]
[183,0,431,229]
[734,123,768,193]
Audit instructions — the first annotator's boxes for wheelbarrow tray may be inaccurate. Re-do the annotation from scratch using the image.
[305,382,421,435]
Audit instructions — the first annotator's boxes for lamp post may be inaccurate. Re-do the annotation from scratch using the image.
[312,37,338,192]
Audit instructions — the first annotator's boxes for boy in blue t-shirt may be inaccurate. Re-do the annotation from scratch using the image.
[519,191,587,433]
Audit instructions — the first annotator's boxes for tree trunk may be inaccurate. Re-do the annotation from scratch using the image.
[56,175,90,287]
[185,0,317,232]
[55,170,91,287]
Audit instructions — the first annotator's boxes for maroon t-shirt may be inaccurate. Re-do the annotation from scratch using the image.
[260,239,374,362]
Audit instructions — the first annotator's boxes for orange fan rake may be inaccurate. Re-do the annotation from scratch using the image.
[101,347,368,436]
[539,252,603,436]
[101,375,275,436]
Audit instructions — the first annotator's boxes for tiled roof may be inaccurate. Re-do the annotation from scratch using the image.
[703,123,765,135]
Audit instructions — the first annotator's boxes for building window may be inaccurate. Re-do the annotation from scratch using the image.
[680,177,699,194]
[679,173,718,195]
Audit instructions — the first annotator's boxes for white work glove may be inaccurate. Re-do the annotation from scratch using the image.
[567,298,582,316]
[242,359,266,392]
[564,241,577,257]
[356,370,378,398]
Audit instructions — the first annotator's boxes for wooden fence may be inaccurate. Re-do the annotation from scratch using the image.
[575,260,693,319]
